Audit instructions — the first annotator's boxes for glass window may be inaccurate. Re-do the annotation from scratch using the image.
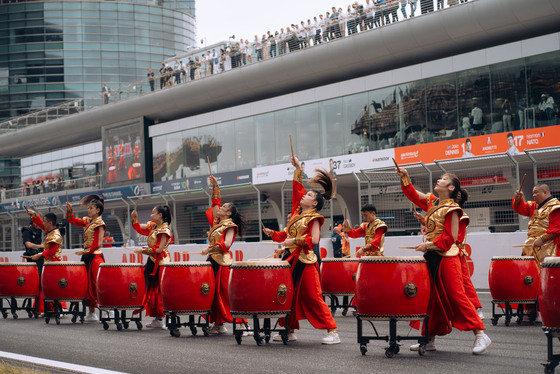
[343,92,369,153]
[425,73,458,143]
[457,66,491,137]
[295,103,320,160]
[215,121,235,173]
[274,109,296,164]
[490,59,526,133]
[368,86,399,150]
[526,51,560,128]
[321,98,345,155]
[234,117,256,170]
[255,112,275,167]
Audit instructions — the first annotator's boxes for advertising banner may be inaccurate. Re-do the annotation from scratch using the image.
[151,169,252,194]
[395,125,560,164]
[252,148,395,185]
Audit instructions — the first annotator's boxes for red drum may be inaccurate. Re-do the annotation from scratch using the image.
[97,263,145,310]
[0,263,39,298]
[488,256,539,303]
[229,259,294,318]
[355,256,430,320]
[539,257,560,329]
[42,262,88,301]
[160,262,215,314]
[320,258,359,295]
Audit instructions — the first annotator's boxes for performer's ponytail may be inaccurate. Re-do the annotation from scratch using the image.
[226,203,247,237]
[444,173,469,207]
[309,168,335,212]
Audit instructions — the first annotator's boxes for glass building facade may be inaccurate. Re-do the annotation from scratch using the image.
[0,0,196,121]
[152,50,560,181]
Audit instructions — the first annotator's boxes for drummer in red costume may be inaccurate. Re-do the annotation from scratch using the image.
[512,183,560,320]
[513,183,560,261]
[26,210,64,315]
[414,210,484,319]
[201,175,247,335]
[342,204,387,257]
[396,167,490,354]
[65,194,106,322]
[131,205,171,329]
[263,156,340,344]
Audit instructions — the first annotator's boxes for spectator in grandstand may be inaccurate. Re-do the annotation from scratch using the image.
[102,83,111,104]
[253,35,262,61]
[501,98,513,132]
[173,58,181,85]
[470,103,484,134]
[159,63,166,89]
[539,93,555,122]
[147,68,155,92]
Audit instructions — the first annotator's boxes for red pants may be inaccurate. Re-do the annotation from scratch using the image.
[210,265,233,325]
[86,254,104,308]
[460,255,481,309]
[428,255,485,337]
[283,262,337,331]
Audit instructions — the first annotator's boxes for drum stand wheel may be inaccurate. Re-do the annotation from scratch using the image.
[164,312,210,338]
[44,300,86,325]
[1,296,38,320]
[233,314,290,346]
[542,330,560,374]
[324,294,356,317]
[99,308,142,331]
[357,316,429,357]
[491,301,538,326]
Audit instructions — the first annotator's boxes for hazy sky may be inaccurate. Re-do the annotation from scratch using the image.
[195,0,353,46]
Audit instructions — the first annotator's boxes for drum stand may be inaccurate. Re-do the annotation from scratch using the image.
[99,308,142,331]
[165,312,210,338]
[43,299,86,325]
[543,328,560,374]
[0,296,38,319]
[491,301,538,326]
[233,314,290,346]
[323,294,357,316]
[356,316,430,357]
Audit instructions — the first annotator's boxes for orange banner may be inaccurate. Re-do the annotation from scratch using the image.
[395,125,560,164]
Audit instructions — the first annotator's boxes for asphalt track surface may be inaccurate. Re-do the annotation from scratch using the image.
[0,293,553,374]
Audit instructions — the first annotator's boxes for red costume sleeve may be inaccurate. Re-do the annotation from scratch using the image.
[346,224,366,239]
[401,184,431,212]
[291,177,306,217]
[546,209,560,237]
[456,219,468,244]
[271,230,288,242]
[87,226,102,254]
[432,211,459,252]
[132,221,152,236]
[67,214,87,227]
[214,227,237,253]
[31,216,46,232]
[205,187,221,226]
[367,227,387,251]
[42,242,59,259]
[512,197,537,217]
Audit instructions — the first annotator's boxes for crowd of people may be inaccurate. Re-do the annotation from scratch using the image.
[149,0,471,90]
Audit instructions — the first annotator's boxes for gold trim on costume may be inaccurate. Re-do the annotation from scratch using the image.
[400,174,412,187]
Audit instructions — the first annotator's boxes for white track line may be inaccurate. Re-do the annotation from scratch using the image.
[0,351,128,374]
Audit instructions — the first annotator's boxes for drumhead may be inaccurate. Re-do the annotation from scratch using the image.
[491,256,536,261]
[230,260,291,269]
[0,262,36,266]
[100,263,143,268]
[359,256,426,263]
[163,261,211,267]
[322,258,360,263]
[132,163,141,168]
[43,261,85,266]
[541,257,560,268]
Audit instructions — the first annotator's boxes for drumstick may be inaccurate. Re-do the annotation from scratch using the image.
[399,246,418,249]
[66,190,68,202]
[518,173,527,191]
[207,156,213,177]
[121,246,137,252]
[289,135,294,159]
[511,244,533,248]
[264,253,276,259]
[259,242,282,245]
[182,251,203,255]
[21,255,33,259]
[260,220,266,229]
[344,252,358,258]
[344,207,348,222]
[134,199,139,212]
[392,157,401,172]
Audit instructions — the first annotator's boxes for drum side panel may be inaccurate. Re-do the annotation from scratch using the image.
[539,267,560,329]
[489,260,539,301]
[0,265,40,297]
[161,266,215,312]
[42,264,88,300]
[97,267,146,308]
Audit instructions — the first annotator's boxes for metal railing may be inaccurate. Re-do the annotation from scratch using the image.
[0,0,472,132]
